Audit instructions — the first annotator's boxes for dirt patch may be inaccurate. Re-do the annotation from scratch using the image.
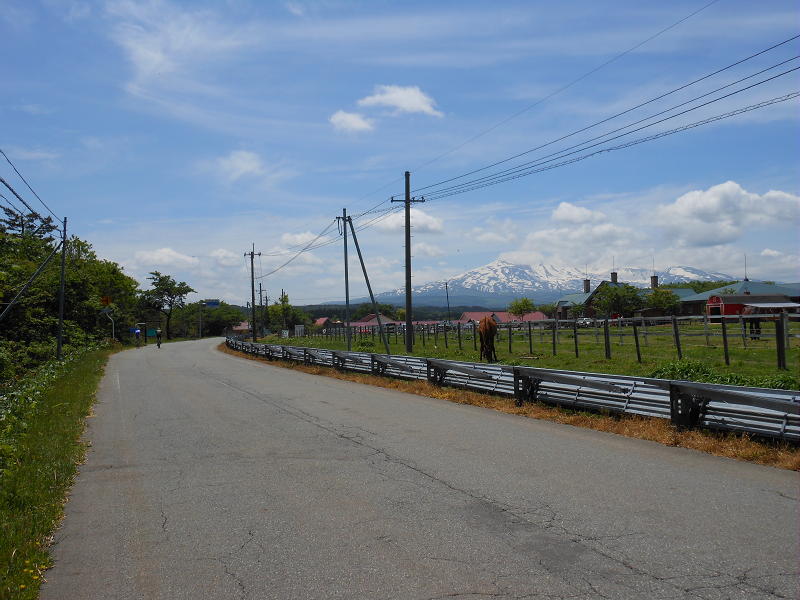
[218,342,800,471]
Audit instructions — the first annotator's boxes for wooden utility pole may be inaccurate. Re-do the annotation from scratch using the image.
[56,217,67,359]
[391,171,424,352]
[339,208,352,350]
[245,244,261,342]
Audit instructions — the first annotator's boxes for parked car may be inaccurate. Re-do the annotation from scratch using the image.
[576,317,593,327]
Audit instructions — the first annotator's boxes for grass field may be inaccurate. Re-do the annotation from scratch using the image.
[0,347,111,600]
[266,320,799,387]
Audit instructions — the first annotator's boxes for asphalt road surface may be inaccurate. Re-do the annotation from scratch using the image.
[41,338,798,599]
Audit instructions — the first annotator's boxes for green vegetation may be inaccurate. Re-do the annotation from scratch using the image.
[267,292,310,331]
[351,302,398,320]
[662,280,739,294]
[140,271,195,339]
[592,283,644,316]
[644,288,681,314]
[269,320,799,389]
[0,344,111,599]
[507,297,534,319]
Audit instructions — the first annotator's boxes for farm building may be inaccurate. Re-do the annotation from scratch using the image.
[555,272,628,319]
[679,280,800,315]
[705,294,799,317]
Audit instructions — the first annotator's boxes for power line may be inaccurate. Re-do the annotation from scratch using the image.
[424,91,800,201]
[413,34,800,194]
[255,219,337,280]
[0,148,60,221]
[422,66,800,198]
[408,0,725,178]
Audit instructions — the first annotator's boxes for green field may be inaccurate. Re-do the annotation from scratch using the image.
[264,320,799,388]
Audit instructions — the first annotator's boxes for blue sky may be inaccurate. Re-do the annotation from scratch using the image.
[2,0,799,305]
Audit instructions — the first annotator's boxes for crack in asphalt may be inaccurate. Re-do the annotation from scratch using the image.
[201,366,795,599]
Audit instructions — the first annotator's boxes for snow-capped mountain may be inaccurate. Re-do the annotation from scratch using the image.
[369,259,734,307]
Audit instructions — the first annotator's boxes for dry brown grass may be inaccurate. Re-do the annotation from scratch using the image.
[219,342,800,471]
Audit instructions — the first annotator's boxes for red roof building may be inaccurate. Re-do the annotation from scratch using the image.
[456,311,547,324]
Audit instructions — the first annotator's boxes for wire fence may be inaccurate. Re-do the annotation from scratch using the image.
[301,313,798,371]
[226,337,799,442]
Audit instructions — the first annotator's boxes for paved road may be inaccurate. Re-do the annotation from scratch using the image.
[42,338,798,599]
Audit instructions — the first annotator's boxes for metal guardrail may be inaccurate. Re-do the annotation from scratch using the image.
[226,338,800,442]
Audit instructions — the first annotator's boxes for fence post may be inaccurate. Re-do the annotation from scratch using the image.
[457,322,462,350]
[528,321,533,354]
[739,315,747,349]
[776,316,787,370]
[633,322,642,363]
[642,316,648,346]
[721,317,730,366]
[782,312,790,349]
[551,321,557,355]
[672,316,682,360]
[508,323,513,353]
[603,319,611,359]
[594,320,599,343]
[704,314,710,346]
[421,326,426,348]
[472,323,477,351]
[434,325,438,347]
[573,319,579,357]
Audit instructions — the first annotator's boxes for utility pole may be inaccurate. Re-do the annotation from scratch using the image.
[445,280,451,323]
[338,208,352,350]
[347,216,390,355]
[245,243,261,342]
[56,217,67,359]
[391,171,424,352]
[258,282,264,336]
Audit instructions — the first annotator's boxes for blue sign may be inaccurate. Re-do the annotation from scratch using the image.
[204,299,221,307]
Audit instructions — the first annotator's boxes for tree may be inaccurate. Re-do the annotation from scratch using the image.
[662,280,738,294]
[646,288,680,314]
[592,283,644,317]
[507,298,534,320]
[142,271,195,339]
[352,303,397,321]
[568,302,586,318]
[267,292,309,331]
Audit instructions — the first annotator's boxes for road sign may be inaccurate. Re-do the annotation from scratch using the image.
[100,307,112,314]
[204,299,220,308]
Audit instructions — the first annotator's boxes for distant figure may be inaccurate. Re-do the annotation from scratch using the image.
[156,329,163,348]
[135,328,141,347]
[478,316,498,363]
[743,306,761,340]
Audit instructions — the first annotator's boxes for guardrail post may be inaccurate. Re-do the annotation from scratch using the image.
[669,384,709,430]
[776,316,787,370]
[603,319,611,359]
[633,322,642,363]
[721,317,730,366]
[426,359,446,385]
[671,316,682,360]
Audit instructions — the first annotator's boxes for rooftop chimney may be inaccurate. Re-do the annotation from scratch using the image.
[650,275,658,289]
[583,279,591,293]
[610,271,618,283]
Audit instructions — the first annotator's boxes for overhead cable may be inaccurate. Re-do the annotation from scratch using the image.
[0,149,60,221]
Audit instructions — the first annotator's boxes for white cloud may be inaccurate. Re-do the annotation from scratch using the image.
[760,248,782,257]
[285,2,305,17]
[14,104,54,115]
[358,84,443,117]
[374,208,443,233]
[132,247,199,269]
[656,181,800,247]
[209,248,239,267]
[280,231,318,246]
[215,150,264,181]
[329,110,374,132]
[414,242,444,257]
[551,201,606,223]
[2,147,60,161]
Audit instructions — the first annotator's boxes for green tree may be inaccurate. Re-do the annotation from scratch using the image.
[646,288,681,314]
[267,292,309,331]
[592,284,644,317]
[352,303,397,321]
[141,271,195,339]
[507,298,534,320]
[568,302,586,318]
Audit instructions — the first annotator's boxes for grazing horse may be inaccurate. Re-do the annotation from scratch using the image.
[478,316,498,363]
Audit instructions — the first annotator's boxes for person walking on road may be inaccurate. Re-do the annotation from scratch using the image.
[135,328,141,347]
[156,329,163,348]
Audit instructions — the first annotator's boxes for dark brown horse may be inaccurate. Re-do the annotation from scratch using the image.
[478,316,498,362]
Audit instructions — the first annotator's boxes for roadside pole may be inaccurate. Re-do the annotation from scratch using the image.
[56,217,67,359]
